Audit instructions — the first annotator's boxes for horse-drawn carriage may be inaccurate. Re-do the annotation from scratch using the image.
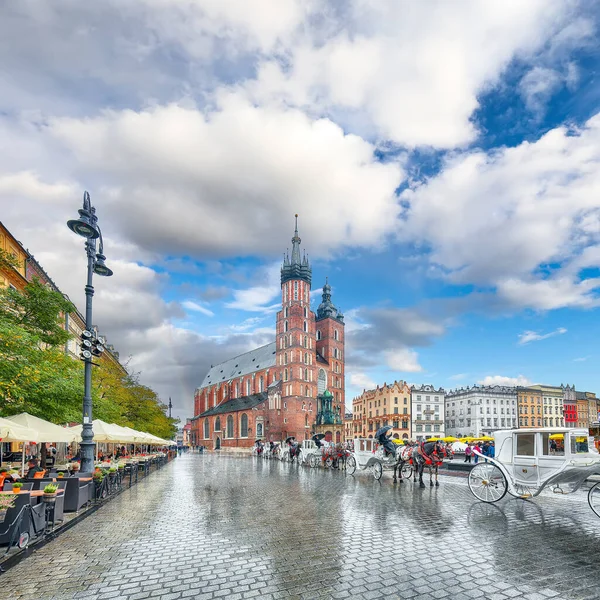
[468,428,600,517]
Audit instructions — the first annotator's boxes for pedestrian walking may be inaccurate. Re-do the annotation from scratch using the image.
[464,443,472,463]
[473,443,480,464]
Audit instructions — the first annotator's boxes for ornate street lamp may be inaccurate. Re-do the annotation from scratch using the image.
[67,191,113,472]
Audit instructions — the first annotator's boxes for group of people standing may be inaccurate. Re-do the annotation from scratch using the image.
[463,441,495,463]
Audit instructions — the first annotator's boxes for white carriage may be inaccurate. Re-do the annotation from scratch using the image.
[468,428,600,516]
[349,438,397,480]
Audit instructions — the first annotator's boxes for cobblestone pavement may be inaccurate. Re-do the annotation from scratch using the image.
[2,454,600,600]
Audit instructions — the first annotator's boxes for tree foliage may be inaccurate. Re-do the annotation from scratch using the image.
[0,279,177,439]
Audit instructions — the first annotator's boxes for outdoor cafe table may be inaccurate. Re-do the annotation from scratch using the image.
[0,490,65,498]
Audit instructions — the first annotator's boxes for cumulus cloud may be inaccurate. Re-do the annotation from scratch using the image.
[244,0,583,147]
[349,372,377,392]
[477,375,532,387]
[517,327,567,345]
[44,98,403,259]
[400,113,600,310]
[383,349,423,373]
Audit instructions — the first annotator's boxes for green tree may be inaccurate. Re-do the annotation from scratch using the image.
[0,278,74,346]
[0,316,83,421]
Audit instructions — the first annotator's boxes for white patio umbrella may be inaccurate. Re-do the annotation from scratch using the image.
[6,413,78,443]
[0,417,39,475]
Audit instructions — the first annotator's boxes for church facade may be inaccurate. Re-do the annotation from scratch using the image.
[191,218,346,451]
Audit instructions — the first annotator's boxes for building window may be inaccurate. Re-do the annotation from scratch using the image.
[259,376,264,393]
[294,281,298,300]
[204,419,209,439]
[304,336,307,348]
[303,321,308,332]
[304,306,308,318]
[226,415,234,438]
[284,307,288,318]
[334,329,338,341]
[246,380,251,395]
[240,414,248,437]
[317,330,321,340]
[256,421,263,437]
[318,369,327,395]
[304,368,308,381]
[284,368,288,382]
[215,417,221,432]
[284,320,288,332]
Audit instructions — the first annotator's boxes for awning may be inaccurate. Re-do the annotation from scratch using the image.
[0,417,38,442]
[5,412,78,443]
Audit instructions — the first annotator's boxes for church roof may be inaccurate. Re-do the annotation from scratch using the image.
[199,342,277,389]
[196,391,268,418]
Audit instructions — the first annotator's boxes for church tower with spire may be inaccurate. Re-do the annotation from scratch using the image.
[314,278,346,441]
[276,215,318,439]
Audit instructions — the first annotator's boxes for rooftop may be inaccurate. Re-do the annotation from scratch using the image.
[199,342,277,389]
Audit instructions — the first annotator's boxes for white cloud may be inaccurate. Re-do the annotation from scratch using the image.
[43,97,403,258]
[182,300,215,317]
[573,356,589,362]
[477,375,531,387]
[384,349,423,373]
[349,372,377,391]
[244,1,584,147]
[400,113,600,310]
[517,326,567,345]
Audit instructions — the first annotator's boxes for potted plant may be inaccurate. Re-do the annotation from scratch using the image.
[57,472,65,478]
[12,482,23,494]
[42,484,58,503]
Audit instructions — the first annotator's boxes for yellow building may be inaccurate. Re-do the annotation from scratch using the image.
[517,387,543,428]
[0,222,28,291]
[351,380,411,441]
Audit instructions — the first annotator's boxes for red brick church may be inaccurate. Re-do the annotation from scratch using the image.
[191,217,346,450]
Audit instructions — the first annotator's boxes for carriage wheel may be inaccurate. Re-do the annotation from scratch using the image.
[371,461,383,480]
[309,454,319,468]
[588,482,600,518]
[468,463,507,503]
[325,456,333,468]
[345,456,357,476]
[400,462,413,480]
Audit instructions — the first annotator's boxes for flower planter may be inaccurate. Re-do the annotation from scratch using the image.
[12,487,21,494]
[42,492,57,504]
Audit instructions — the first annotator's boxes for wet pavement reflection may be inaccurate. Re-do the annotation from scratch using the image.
[2,454,600,599]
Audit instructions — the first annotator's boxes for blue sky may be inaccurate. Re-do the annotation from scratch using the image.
[1,1,600,422]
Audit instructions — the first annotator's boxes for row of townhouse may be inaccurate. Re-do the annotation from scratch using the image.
[351,382,446,443]
[351,381,600,442]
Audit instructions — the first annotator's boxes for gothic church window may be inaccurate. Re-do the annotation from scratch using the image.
[240,414,248,437]
[294,281,298,300]
[204,419,209,439]
[285,321,288,332]
[318,369,327,395]
[226,415,234,438]
[303,321,307,332]
[334,329,338,341]
[285,307,288,317]
[304,307,308,318]
[259,376,264,392]
[215,417,221,431]
[317,330,321,340]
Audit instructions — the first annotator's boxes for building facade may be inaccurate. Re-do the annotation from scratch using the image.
[351,381,411,440]
[562,384,577,427]
[411,384,445,441]
[192,218,345,450]
[517,387,543,428]
[529,385,564,428]
[0,222,28,291]
[445,385,518,437]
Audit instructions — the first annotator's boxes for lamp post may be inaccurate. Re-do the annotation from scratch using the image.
[67,191,113,473]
